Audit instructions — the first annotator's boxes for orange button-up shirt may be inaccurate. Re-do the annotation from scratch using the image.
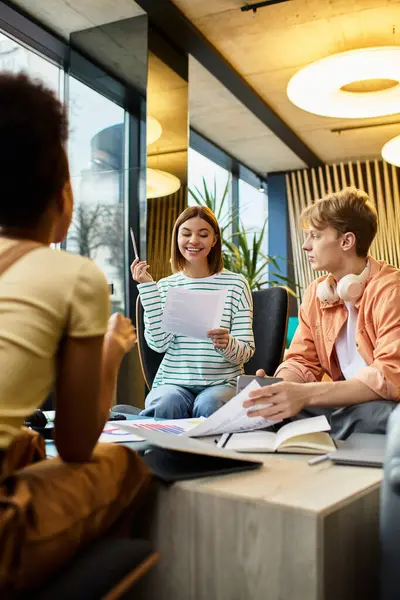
[275,257,400,400]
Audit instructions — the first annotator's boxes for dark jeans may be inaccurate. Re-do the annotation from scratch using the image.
[292,400,397,440]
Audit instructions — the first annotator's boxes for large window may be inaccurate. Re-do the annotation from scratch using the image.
[66,77,126,313]
[0,28,131,314]
[188,148,231,230]
[188,143,269,285]
[239,179,269,283]
[0,32,62,95]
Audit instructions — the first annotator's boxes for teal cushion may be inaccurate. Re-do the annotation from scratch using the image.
[286,316,299,348]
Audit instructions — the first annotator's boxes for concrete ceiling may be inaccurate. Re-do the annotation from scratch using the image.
[173,0,400,170]
[11,0,145,38]
[10,0,400,174]
[9,0,308,174]
[189,56,305,173]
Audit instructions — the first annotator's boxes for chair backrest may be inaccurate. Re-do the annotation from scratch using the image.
[136,295,164,391]
[136,286,289,389]
[244,287,289,376]
[26,539,159,600]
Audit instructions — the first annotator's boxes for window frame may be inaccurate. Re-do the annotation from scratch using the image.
[189,128,267,240]
[0,1,146,322]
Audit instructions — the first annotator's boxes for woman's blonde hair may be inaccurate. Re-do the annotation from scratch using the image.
[300,187,378,257]
[171,205,223,274]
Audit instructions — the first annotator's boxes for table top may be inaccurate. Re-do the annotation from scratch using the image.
[45,411,383,515]
[172,452,383,515]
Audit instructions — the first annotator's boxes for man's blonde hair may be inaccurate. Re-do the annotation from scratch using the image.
[300,187,378,257]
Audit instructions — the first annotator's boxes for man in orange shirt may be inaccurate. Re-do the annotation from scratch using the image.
[244,187,400,439]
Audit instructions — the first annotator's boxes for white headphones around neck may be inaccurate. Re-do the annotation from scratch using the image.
[316,261,370,304]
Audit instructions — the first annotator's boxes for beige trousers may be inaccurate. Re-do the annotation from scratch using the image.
[0,429,151,594]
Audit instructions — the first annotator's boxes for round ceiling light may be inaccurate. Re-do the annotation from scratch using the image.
[382,134,400,167]
[287,47,400,118]
[147,168,181,199]
[147,116,162,146]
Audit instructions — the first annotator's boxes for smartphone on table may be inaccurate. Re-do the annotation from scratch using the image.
[236,375,283,394]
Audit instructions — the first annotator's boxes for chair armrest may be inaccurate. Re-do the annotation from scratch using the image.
[28,539,159,600]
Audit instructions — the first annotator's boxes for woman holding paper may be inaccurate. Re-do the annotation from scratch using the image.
[130,205,255,418]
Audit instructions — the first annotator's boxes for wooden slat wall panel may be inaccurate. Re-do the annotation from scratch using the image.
[147,186,187,281]
[286,160,400,306]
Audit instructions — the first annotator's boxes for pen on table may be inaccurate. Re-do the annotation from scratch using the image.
[308,453,332,466]
[130,227,139,260]
[216,433,231,448]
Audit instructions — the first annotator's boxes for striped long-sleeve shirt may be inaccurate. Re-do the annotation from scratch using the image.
[137,270,255,389]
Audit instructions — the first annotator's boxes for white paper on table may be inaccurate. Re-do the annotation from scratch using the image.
[161,287,228,340]
[99,420,145,443]
[103,418,206,443]
[185,380,281,437]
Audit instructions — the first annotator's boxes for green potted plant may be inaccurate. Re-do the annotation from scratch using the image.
[188,176,233,239]
[189,177,297,296]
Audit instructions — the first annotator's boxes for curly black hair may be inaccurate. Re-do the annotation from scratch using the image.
[0,72,69,228]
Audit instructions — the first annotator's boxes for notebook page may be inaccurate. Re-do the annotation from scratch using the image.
[221,431,277,452]
[278,432,336,453]
[274,415,331,450]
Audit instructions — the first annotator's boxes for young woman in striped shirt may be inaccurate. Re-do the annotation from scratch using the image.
[131,205,255,418]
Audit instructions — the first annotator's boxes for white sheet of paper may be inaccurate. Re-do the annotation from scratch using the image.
[161,287,228,340]
[99,418,205,443]
[185,380,281,437]
[99,420,145,443]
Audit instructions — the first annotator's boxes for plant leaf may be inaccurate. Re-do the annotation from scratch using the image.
[188,178,299,293]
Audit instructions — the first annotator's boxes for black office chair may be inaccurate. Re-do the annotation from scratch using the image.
[244,287,288,376]
[380,404,400,600]
[21,538,159,600]
[136,295,164,392]
[136,286,289,391]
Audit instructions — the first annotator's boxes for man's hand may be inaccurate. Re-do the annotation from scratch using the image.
[243,376,382,419]
[243,381,308,420]
[256,369,266,377]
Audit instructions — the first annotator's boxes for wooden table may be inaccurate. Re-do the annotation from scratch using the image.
[138,453,382,600]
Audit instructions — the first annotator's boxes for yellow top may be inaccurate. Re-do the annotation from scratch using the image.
[0,239,110,448]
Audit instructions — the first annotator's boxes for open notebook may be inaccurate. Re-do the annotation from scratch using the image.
[218,415,336,455]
